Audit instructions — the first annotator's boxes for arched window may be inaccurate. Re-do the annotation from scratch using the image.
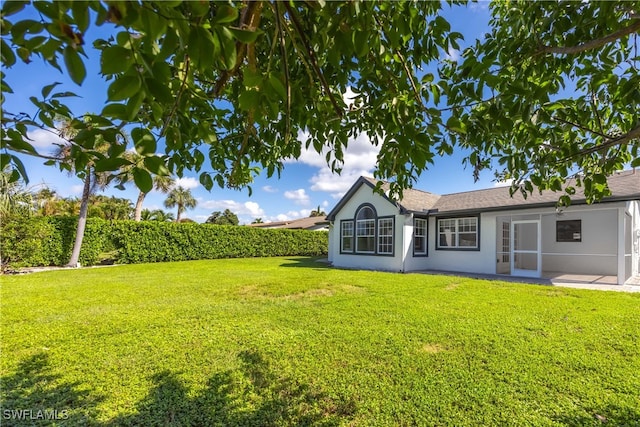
[339,204,395,256]
[356,205,376,253]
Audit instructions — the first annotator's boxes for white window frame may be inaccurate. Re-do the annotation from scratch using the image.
[377,217,394,255]
[413,218,428,256]
[340,220,354,253]
[356,218,376,253]
[437,216,479,250]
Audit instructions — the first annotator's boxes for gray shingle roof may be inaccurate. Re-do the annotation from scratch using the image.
[363,177,441,212]
[329,170,640,219]
[431,169,640,214]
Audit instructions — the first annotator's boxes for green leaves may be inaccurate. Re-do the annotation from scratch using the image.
[101,46,133,75]
[229,28,262,43]
[133,167,153,193]
[63,46,85,85]
[131,128,156,155]
[1,0,635,203]
[107,76,141,101]
[213,5,238,24]
[217,27,236,70]
[188,26,217,71]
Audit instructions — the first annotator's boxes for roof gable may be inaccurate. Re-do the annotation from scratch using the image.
[326,176,442,220]
[326,177,397,220]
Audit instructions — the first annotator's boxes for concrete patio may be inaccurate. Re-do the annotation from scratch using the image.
[418,269,640,293]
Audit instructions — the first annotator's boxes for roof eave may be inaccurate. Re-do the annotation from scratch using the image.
[326,176,400,220]
[433,194,639,216]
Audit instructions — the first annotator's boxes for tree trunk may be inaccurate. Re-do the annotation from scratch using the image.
[176,205,181,222]
[67,173,91,267]
[134,191,146,221]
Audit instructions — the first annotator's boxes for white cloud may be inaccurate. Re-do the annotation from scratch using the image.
[494,179,514,187]
[284,188,311,206]
[262,185,278,193]
[27,128,67,151]
[445,46,460,62]
[175,177,199,189]
[470,1,490,11]
[199,199,265,217]
[272,209,310,222]
[288,131,380,198]
[70,184,84,195]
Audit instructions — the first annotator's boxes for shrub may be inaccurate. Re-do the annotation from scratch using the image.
[110,222,328,264]
[1,217,328,268]
[1,216,113,267]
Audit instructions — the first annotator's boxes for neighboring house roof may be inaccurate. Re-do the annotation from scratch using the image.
[327,170,640,219]
[248,216,329,230]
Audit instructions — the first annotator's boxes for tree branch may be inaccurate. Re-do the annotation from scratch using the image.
[538,20,640,55]
[283,2,343,118]
[274,1,291,144]
[212,1,263,98]
[374,16,427,115]
[576,123,640,157]
[550,115,612,139]
[161,56,190,137]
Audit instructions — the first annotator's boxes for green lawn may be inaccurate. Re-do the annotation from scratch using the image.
[1,257,639,426]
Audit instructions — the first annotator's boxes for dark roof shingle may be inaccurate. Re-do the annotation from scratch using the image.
[432,170,640,214]
[329,170,639,220]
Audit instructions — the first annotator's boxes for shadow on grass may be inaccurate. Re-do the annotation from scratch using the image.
[106,350,355,426]
[0,352,102,426]
[279,257,332,270]
[552,406,640,427]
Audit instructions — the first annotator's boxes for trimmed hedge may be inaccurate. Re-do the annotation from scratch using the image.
[1,216,328,268]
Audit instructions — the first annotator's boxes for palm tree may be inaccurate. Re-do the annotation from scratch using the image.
[54,120,113,267]
[252,218,264,224]
[140,208,154,221]
[309,205,326,217]
[163,186,196,222]
[133,174,174,221]
[141,209,175,222]
[0,167,33,222]
[123,152,176,221]
[89,195,133,220]
[206,209,239,225]
[150,209,174,222]
[32,186,59,216]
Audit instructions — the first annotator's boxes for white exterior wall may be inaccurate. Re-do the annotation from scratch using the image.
[541,207,618,276]
[404,203,632,281]
[329,185,405,272]
[416,214,498,274]
[329,181,639,283]
[626,200,640,279]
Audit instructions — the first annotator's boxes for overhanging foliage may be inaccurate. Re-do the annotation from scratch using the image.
[1,1,638,203]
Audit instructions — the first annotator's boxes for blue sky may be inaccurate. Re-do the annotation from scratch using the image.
[3,2,495,224]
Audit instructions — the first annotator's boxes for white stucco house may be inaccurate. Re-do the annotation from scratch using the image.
[326,170,640,285]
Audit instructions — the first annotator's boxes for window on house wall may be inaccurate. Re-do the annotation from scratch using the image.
[413,218,427,256]
[437,216,479,249]
[340,220,354,252]
[377,217,394,254]
[556,219,581,242]
[356,206,376,253]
